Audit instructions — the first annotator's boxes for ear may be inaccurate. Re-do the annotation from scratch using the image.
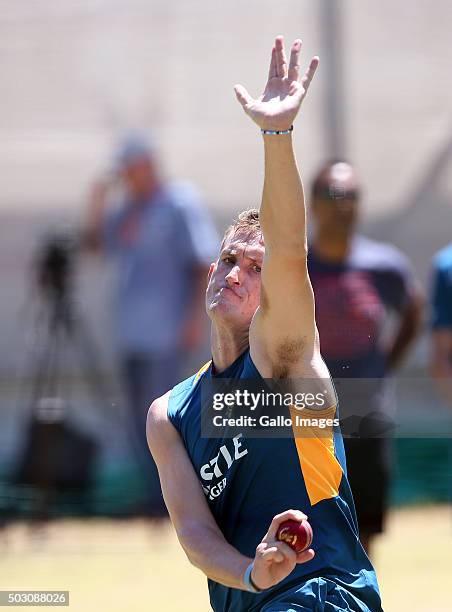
[207,262,216,282]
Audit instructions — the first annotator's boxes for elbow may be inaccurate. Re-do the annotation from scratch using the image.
[260,214,308,257]
[177,523,209,569]
[265,241,308,261]
[179,540,201,569]
[177,520,220,570]
[409,292,426,333]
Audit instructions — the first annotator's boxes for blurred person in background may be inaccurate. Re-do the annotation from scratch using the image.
[308,160,424,556]
[430,243,452,405]
[85,134,218,515]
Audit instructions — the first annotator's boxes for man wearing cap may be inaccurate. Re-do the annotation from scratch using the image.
[86,134,218,515]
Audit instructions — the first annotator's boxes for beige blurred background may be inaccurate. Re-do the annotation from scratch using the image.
[1,0,451,365]
[1,0,451,331]
[1,0,451,216]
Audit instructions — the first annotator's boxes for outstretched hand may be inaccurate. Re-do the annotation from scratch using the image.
[234,36,319,132]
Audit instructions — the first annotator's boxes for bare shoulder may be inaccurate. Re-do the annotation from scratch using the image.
[146,390,177,453]
[147,390,171,424]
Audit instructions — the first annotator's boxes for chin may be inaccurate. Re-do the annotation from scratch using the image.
[209,300,232,318]
[209,301,244,325]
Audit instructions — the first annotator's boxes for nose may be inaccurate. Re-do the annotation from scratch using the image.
[225,264,241,286]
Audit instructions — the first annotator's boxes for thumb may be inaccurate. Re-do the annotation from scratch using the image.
[234,84,253,109]
[260,546,285,563]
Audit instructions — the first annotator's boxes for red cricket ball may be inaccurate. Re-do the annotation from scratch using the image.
[276,519,313,554]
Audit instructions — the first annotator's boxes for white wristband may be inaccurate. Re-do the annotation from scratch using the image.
[243,561,263,593]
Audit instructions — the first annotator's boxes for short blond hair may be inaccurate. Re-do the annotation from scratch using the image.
[222,208,262,247]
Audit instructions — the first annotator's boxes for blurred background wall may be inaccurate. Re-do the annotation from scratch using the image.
[0,0,451,513]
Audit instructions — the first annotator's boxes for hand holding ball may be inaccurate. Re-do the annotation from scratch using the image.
[276,519,313,554]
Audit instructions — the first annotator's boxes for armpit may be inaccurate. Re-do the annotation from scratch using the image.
[272,337,305,379]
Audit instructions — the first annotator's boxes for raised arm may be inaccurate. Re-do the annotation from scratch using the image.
[147,394,313,591]
[84,173,120,251]
[235,37,329,382]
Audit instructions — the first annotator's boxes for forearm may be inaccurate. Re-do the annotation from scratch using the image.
[261,134,307,254]
[84,181,110,250]
[178,521,251,589]
[386,299,423,370]
[149,408,253,590]
[386,321,418,370]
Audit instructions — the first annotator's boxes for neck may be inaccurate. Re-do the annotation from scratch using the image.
[313,230,352,262]
[210,322,250,374]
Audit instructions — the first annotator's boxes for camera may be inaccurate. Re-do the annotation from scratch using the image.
[36,230,77,302]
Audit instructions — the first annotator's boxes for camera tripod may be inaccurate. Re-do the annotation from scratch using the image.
[13,233,108,519]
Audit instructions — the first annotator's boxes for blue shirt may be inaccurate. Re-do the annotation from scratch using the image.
[103,182,218,353]
[431,243,452,329]
[168,350,381,612]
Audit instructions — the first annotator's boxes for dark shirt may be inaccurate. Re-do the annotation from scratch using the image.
[308,235,416,380]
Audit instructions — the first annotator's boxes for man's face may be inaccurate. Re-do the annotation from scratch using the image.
[206,231,264,328]
[121,155,156,200]
[312,163,360,238]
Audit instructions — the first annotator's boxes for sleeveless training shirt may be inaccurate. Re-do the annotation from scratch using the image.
[168,350,381,612]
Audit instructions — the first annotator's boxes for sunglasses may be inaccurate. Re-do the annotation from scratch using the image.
[313,185,360,202]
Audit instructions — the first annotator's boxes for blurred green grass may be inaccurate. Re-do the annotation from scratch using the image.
[0,506,450,611]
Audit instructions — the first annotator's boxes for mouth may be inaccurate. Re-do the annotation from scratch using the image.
[218,286,241,299]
